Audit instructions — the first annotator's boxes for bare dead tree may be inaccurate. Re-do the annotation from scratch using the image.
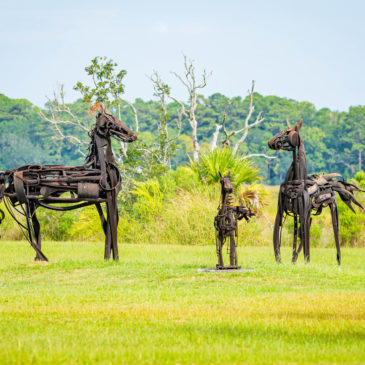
[38,85,127,162]
[149,71,183,167]
[166,55,212,162]
[217,81,275,160]
[38,85,90,157]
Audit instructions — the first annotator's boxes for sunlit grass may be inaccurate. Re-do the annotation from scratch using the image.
[0,241,364,364]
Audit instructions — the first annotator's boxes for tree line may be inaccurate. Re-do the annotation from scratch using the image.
[0,57,364,184]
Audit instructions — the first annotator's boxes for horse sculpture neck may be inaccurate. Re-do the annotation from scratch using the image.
[285,135,308,183]
[86,129,116,168]
[85,129,118,190]
[220,187,233,214]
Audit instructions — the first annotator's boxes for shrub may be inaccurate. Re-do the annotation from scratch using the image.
[190,147,260,188]
[70,206,104,241]
[131,179,164,222]
[338,198,365,247]
[37,208,76,241]
[355,171,365,189]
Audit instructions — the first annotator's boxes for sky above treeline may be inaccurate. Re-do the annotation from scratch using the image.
[1,0,364,111]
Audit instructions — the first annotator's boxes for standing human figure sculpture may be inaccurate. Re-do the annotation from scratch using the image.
[214,171,254,269]
[0,103,137,261]
[268,119,364,265]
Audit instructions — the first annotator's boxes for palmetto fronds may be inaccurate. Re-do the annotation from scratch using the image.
[238,183,269,216]
[190,147,260,188]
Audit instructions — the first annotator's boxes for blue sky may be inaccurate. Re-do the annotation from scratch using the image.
[1,0,364,110]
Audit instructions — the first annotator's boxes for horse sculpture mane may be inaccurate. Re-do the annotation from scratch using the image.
[0,104,137,262]
[268,119,364,265]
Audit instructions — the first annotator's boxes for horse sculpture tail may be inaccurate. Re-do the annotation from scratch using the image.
[323,173,364,212]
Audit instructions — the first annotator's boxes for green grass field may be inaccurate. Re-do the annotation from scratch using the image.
[0,241,364,364]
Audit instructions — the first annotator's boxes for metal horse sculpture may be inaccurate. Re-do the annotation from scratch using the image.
[214,171,254,269]
[0,104,137,262]
[268,119,364,265]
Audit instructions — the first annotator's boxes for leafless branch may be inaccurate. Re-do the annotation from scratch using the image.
[38,85,92,157]
[232,81,265,155]
[169,55,212,162]
[149,70,183,166]
[242,153,276,160]
[120,98,139,133]
[210,124,222,151]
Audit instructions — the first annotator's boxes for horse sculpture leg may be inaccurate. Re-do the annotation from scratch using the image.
[329,201,341,265]
[297,194,311,264]
[24,203,48,262]
[273,192,284,263]
[95,203,111,260]
[29,202,43,261]
[304,211,311,263]
[106,192,119,261]
[217,234,224,268]
[303,191,311,263]
[104,222,112,260]
[229,232,236,266]
[292,214,299,263]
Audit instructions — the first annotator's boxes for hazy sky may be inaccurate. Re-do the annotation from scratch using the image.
[1,0,364,110]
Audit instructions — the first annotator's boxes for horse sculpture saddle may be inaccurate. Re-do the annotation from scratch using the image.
[308,174,336,208]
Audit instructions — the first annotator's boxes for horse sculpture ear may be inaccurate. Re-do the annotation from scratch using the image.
[288,131,300,147]
[294,120,303,132]
[286,119,291,129]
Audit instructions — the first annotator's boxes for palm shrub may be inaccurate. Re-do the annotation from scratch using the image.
[190,147,260,188]
[238,183,268,215]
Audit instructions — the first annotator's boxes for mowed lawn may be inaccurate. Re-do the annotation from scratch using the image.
[0,241,364,364]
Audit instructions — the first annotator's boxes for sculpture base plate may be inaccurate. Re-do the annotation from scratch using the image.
[197,267,253,273]
[216,265,241,270]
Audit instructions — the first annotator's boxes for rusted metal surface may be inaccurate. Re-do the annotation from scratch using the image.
[268,119,364,265]
[214,171,254,269]
[0,103,137,261]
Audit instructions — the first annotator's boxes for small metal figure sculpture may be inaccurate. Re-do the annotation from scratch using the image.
[268,119,364,265]
[214,171,254,269]
[0,103,137,261]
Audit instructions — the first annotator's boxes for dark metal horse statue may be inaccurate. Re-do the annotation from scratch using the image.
[0,103,137,261]
[268,119,364,265]
[214,171,254,269]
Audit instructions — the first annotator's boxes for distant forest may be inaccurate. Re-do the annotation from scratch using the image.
[0,92,364,185]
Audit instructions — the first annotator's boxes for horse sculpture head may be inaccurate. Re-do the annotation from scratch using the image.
[268,119,303,151]
[218,171,233,194]
[90,103,137,143]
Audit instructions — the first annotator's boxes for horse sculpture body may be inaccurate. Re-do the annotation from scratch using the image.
[268,119,364,265]
[214,171,254,269]
[0,104,137,261]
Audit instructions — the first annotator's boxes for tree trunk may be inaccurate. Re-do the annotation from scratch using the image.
[192,119,199,162]
[210,125,222,151]
[359,150,362,171]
